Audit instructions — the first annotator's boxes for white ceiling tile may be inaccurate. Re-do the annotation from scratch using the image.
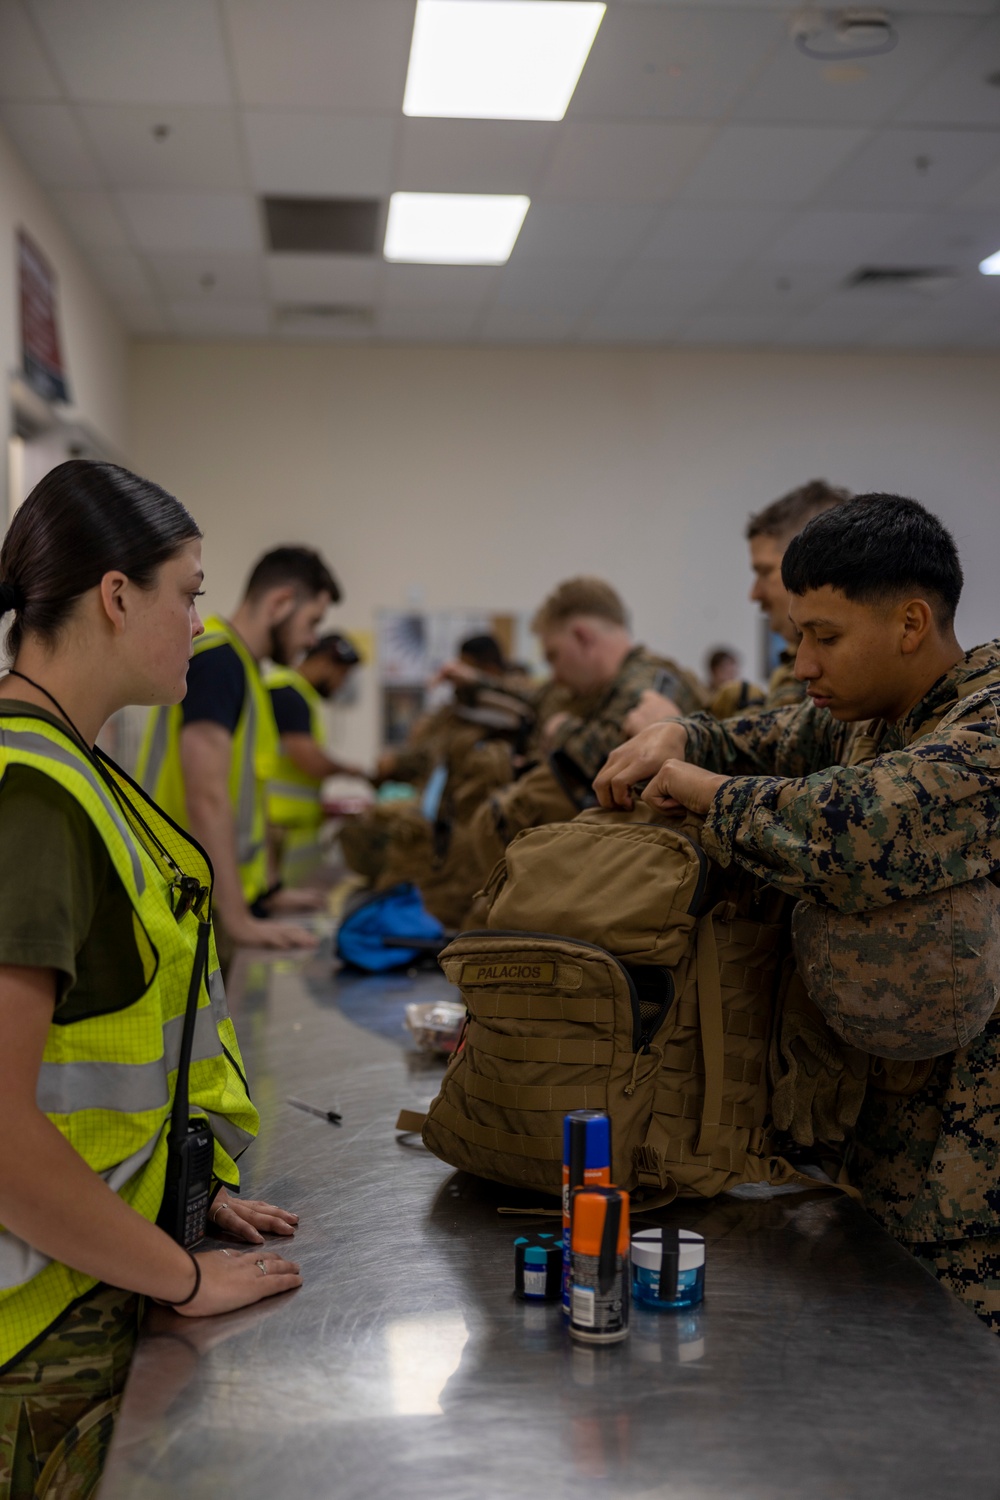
[381,263,501,307]
[818,128,1000,209]
[224,0,413,111]
[895,16,1000,128]
[28,0,233,105]
[955,161,1000,210]
[514,203,659,262]
[569,6,783,120]
[584,258,734,340]
[168,299,272,336]
[118,300,170,335]
[86,247,156,301]
[777,287,934,346]
[145,252,266,301]
[675,125,870,206]
[670,311,789,346]
[876,209,1000,270]
[0,2,61,99]
[699,263,840,318]
[478,306,578,342]
[541,121,716,203]
[243,111,395,195]
[397,119,558,195]
[494,258,616,315]
[275,314,374,342]
[118,191,261,253]
[733,15,983,127]
[0,102,101,186]
[638,205,789,265]
[378,303,481,340]
[265,254,379,304]
[51,188,131,249]
[756,209,924,269]
[78,106,245,190]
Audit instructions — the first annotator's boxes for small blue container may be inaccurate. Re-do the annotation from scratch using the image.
[514,1232,563,1302]
[631,1228,705,1310]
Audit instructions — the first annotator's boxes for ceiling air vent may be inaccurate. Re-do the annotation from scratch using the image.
[845,267,959,294]
[264,197,381,255]
[275,304,375,331]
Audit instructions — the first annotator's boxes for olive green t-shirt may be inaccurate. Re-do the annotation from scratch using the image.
[0,703,146,1023]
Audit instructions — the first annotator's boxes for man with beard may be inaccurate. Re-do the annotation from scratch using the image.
[138,546,339,952]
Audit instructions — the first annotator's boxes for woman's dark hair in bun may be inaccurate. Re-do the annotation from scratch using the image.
[0,460,201,656]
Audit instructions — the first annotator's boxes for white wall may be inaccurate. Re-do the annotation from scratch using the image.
[130,341,1000,766]
[0,121,129,461]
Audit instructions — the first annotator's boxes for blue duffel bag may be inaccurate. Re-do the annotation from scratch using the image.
[336,882,446,972]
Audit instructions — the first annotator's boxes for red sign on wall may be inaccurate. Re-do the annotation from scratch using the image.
[18,228,70,404]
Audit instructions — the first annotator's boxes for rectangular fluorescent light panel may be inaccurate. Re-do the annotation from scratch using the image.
[980,249,1000,274]
[403,0,606,121]
[385,192,529,265]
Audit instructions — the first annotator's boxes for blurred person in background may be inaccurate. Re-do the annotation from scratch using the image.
[138,546,340,955]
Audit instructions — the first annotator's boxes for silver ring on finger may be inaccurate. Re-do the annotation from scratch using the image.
[255,1258,268,1276]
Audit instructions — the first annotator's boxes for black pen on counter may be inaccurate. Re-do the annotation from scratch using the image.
[287,1096,343,1126]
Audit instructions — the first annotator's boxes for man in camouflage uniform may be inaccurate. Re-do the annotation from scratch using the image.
[596,494,1000,1332]
[463,578,704,904]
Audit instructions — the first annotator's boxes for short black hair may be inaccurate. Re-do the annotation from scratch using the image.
[306,632,360,667]
[244,546,340,604]
[781,494,963,626]
[459,633,506,672]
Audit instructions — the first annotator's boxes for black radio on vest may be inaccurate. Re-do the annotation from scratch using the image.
[157,919,216,1248]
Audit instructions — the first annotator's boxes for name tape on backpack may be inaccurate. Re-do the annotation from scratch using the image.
[460,961,559,986]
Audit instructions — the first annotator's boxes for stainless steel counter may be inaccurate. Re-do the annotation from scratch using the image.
[99,944,1000,1500]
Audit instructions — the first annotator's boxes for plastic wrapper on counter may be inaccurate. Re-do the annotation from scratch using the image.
[404,1000,467,1055]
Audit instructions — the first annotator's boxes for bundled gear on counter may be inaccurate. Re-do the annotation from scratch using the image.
[336,882,445,972]
[410,800,1000,1204]
[411,807,867,1202]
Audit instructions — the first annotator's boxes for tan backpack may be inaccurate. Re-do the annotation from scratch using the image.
[417,809,860,1202]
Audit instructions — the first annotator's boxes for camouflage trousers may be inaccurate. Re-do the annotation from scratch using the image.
[910,1236,1000,1334]
[0,1285,142,1500]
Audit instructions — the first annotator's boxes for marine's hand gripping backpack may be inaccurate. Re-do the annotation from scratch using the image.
[419,809,848,1203]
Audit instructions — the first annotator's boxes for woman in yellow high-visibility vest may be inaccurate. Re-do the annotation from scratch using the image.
[0,461,302,1497]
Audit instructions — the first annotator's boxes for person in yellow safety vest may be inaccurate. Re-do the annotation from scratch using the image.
[0,460,303,1498]
[137,546,340,954]
[266,633,370,883]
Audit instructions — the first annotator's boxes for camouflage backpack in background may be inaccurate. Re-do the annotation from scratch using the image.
[417,807,867,1202]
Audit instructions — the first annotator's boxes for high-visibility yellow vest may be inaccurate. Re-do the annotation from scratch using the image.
[265,667,326,833]
[136,617,279,905]
[0,709,259,1372]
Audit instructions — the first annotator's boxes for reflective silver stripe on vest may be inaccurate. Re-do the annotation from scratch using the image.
[36,1006,224,1116]
[236,673,259,867]
[140,705,170,796]
[270,780,321,804]
[0,729,145,893]
[0,1130,162,1290]
[202,1109,256,1158]
[208,967,230,1026]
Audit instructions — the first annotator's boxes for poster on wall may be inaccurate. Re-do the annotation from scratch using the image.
[18,229,71,404]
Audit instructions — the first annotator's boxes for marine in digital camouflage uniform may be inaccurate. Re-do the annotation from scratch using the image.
[678,639,1000,1329]
[0,1286,142,1499]
[550,646,705,783]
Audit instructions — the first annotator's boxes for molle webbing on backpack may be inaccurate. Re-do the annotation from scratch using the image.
[422,810,860,1203]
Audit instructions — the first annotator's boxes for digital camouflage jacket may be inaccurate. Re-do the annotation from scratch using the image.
[681,639,1000,1244]
[552,646,705,781]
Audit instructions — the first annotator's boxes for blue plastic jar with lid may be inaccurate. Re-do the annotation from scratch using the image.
[631,1228,705,1310]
